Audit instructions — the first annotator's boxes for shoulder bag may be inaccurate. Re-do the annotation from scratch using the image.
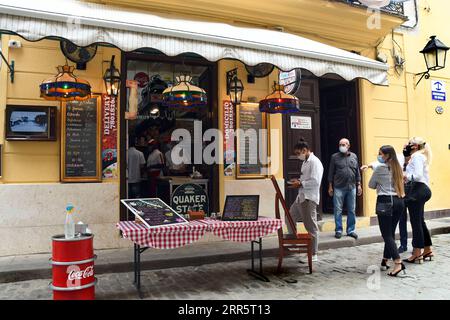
[376,169,393,216]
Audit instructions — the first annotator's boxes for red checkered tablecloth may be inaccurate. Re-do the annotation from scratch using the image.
[201,216,282,242]
[116,220,209,249]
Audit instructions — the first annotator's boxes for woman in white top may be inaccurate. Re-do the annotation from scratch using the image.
[403,137,433,264]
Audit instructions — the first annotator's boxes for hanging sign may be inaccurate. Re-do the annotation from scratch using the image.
[101,94,118,179]
[223,100,235,176]
[279,69,301,95]
[291,116,312,130]
[171,183,209,215]
[431,80,446,101]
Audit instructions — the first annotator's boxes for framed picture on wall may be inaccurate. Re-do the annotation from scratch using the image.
[61,94,102,182]
[235,102,270,179]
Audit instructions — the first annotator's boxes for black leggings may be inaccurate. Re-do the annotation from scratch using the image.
[407,182,432,249]
[377,196,404,261]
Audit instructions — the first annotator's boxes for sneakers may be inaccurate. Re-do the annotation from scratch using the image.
[299,255,318,263]
[398,245,408,253]
[347,232,358,240]
[335,232,342,239]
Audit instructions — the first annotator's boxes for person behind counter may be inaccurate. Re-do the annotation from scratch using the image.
[147,139,165,197]
[127,136,146,199]
[164,140,190,176]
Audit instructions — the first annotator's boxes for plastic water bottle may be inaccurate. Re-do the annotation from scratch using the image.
[64,204,75,239]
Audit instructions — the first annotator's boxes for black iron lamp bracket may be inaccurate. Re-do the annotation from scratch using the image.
[414,71,430,88]
[0,50,14,83]
[226,68,238,95]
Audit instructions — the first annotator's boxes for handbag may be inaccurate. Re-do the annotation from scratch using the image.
[376,169,393,216]
[405,178,431,204]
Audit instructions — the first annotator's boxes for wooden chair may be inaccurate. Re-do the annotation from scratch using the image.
[270,175,313,274]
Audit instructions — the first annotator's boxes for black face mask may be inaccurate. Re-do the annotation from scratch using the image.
[403,145,413,158]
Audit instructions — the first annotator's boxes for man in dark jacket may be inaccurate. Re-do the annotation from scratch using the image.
[328,138,362,239]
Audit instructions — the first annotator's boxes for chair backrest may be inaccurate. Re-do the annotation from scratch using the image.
[270,175,297,234]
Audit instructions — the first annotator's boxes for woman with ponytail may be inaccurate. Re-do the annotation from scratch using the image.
[403,137,433,264]
[369,145,406,277]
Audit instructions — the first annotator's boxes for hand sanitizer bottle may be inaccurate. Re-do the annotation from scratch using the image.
[64,204,75,239]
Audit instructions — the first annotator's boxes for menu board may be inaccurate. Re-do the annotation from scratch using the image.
[61,95,101,182]
[121,198,188,228]
[236,103,268,178]
[222,195,260,221]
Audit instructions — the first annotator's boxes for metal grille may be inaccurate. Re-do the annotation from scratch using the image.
[345,1,405,15]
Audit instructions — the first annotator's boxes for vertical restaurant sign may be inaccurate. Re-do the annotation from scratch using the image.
[102,94,118,179]
[223,100,235,176]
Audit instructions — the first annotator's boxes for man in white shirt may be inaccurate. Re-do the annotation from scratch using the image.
[127,137,146,199]
[287,138,324,262]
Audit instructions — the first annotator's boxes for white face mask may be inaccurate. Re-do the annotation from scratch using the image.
[339,146,348,153]
[297,153,306,161]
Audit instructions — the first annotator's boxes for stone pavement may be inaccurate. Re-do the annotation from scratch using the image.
[1,233,450,300]
[1,216,450,283]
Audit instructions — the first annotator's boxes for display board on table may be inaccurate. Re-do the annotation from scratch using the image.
[61,95,101,182]
[121,198,188,228]
[236,102,269,179]
[171,183,209,215]
[222,195,260,221]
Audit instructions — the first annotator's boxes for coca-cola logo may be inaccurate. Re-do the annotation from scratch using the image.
[67,265,94,281]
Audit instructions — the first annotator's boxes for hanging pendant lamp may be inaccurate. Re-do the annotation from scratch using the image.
[40,64,91,101]
[259,82,300,114]
[162,75,207,109]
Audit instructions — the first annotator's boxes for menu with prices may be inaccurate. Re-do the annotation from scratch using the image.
[121,198,188,228]
[236,103,267,178]
[222,195,260,221]
[62,96,101,182]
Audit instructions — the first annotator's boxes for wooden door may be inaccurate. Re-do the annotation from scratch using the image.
[282,79,321,212]
[319,80,362,215]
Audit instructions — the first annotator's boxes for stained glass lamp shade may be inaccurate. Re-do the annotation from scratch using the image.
[162,75,207,109]
[40,65,91,101]
[259,83,300,113]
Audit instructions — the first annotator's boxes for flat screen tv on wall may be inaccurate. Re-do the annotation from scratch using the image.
[5,105,57,141]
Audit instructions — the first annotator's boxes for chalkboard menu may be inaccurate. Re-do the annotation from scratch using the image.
[121,198,188,228]
[236,103,269,178]
[61,95,101,182]
[222,195,260,221]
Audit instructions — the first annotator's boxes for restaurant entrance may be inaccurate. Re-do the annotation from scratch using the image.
[282,75,362,218]
[119,51,219,221]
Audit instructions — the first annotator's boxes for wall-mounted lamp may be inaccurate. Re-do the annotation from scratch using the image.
[103,55,121,96]
[226,68,244,105]
[415,36,449,87]
[0,50,14,83]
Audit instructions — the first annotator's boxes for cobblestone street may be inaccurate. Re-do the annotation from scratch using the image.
[1,234,450,300]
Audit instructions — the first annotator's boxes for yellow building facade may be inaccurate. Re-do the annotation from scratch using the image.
[0,0,449,255]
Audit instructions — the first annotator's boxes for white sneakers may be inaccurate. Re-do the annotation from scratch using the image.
[299,254,318,263]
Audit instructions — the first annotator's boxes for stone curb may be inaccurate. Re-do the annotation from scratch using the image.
[1,225,449,284]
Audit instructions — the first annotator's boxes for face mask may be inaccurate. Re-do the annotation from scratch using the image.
[339,146,348,153]
[403,145,412,158]
[377,155,385,164]
[297,154,306,161]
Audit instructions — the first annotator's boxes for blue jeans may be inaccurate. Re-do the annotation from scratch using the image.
[333,187,356,234]
[398,206,408,248]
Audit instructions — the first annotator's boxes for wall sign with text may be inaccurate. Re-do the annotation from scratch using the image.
[101,94,118,179]
[223,100,235,177]
[290,116,312,130]
[61,95,101,182]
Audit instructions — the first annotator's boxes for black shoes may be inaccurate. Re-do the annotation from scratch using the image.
[422,252,434,261]
[403,255,424,264]
[381,258,390,271]
[347,232,358,240]
[388,262,406,277]
[398,245,408,254]
[335,232,342,239]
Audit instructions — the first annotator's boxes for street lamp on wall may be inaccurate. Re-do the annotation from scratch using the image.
[103,55,121,96]
[415,36,449,87]
[226,68,244,105]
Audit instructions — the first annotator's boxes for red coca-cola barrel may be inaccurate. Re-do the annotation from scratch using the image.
[49,234,97,300]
